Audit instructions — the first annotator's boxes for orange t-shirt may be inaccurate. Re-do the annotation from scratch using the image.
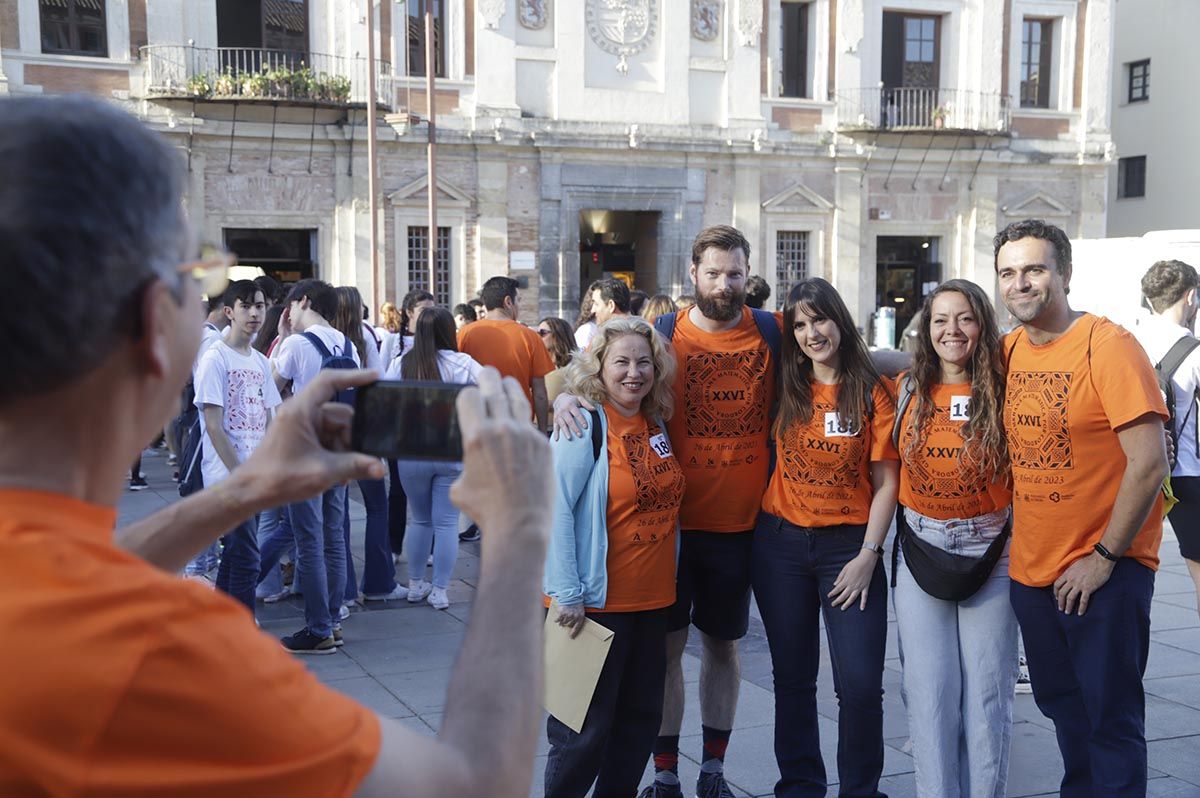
[667,307,780,532]
[762,380,898,527]
[0,490,381,798]
[1003,314,1168,587]
[897,381,1012,520]
[457,318,555,410]
[594,407,685,612]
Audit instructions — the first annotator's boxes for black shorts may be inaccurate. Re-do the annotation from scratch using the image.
[667,529,754,640]
[1168,476,1200,561]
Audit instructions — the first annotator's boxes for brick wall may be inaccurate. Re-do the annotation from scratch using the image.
[204,151,339,212]
[22,64,131,95]
[506,160,540,253]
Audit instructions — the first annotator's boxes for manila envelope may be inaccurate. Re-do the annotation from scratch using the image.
[542,604,615,733]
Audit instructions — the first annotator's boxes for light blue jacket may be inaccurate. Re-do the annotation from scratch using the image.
[542,407,678,609]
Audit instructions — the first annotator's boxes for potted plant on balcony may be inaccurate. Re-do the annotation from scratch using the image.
[932,105,948,129]
[186,73,212,99]
[326,75,352,103]
[242,70,271,98]
[265,66,293,98]
[213,68,238,98]
[290,66,315,100]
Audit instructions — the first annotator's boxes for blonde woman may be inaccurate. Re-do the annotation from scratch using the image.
[543,317,685,798]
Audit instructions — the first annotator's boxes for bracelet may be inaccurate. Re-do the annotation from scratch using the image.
[862,542,884,557]
[1093,542,1120,562]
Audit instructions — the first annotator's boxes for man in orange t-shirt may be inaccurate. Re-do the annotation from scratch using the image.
[0,96,553,798]
[995,219,1169,796]
[457,275,555,432]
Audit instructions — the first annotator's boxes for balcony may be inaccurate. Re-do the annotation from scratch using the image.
[140,45,393,109]
[836,88,1011,134]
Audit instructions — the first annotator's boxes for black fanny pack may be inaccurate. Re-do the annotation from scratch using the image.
[889,507,1011,602]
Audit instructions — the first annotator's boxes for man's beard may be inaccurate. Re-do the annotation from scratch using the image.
[695,288,745,322]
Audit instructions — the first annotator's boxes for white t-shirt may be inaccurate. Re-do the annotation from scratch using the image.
[273,325,361,396]
[1130,313,1200,476]
[194,341,283,486]
[386,350,483,385]
[380,332,415,369]
[360,321,383,373]
[193,322,223,379]
[574,321,597,350]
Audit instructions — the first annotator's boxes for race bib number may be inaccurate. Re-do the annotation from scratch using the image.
[649,433,672,458]
[824,412,854,437]
[949,395,971,422]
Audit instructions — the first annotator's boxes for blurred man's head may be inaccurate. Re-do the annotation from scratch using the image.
[745,275,771,309]
[0,96,197,442]
[589,278,632,326]
[1142,259,1200,329]
[285,279,338,332]
[481,276,521,319]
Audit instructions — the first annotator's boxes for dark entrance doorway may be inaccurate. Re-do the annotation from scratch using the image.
[223,228,317,286]
[876,236,940,347]
[578,210,660,300]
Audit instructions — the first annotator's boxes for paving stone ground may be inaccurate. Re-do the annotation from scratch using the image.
[119,448,1200,797]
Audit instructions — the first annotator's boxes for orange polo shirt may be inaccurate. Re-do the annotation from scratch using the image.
[594,407,685,612]
[897,381,1012,520]
[762,380,898,527]
[1003,314,1168,587]
[666,307,780,533]
[457,319,555,411]
[0,490,380,797]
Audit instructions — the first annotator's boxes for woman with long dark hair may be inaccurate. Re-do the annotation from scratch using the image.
[752,277,898,797]
[538,316,577,405]
[332,286,395,604]
[381,289,435,367]
[386,307,482,609]
[892,279,1017,796]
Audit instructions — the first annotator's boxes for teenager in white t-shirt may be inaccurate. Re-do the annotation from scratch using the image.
[194,282,283,612]
[267,279,360,655]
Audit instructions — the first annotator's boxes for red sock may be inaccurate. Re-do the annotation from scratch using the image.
[653,735,679,775]
[701,725,731,765]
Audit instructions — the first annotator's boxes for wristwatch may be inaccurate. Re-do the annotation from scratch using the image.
[1093,542,1120,562]
[862,542,885,557]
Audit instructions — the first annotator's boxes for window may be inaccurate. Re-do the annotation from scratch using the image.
[1020,18,1053,109]
[1128,59,1150,103]
[407,226,451,305]
[1117,156,1147,199]
[781,2,809,98]
[408,0,446,78]
[40,0,107,57]
[776,231,809,299]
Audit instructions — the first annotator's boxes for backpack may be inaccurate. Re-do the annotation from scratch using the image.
[302,331,358,405]
[178,414,204,497]
[1155,335,1200,469]
[892,372,916,449]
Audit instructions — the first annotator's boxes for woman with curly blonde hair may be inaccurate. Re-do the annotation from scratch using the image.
[542,317,684,798]
[892,278,1016,797]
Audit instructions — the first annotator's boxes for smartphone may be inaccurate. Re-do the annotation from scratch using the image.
[352,380,466,461]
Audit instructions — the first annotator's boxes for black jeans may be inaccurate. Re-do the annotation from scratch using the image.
[387,458,408,557]
[751,512,888,798]
[1010,559,1154,798]
[544,608,668,798]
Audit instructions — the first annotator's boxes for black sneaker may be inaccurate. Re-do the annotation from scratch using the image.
[696,771,736,798]
[281,628,336,655]
[637,779,684,798]
[129,476,149,491]
[458,524,481,543]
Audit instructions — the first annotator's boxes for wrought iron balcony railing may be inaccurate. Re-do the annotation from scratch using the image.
[836,87,1011,134]
[140,44,393,108]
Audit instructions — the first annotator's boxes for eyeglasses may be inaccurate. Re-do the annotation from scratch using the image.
[177,245,235,299]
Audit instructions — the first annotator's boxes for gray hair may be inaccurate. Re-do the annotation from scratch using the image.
[0,95,189,405]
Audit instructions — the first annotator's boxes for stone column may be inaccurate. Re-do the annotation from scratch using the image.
[833,162,870,326]
[731,157,762,271]
[476,153,510,287]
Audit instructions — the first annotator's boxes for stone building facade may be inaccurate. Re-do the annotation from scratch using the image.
[0,0,1115,335]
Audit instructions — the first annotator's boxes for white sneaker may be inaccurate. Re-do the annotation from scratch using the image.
[1015,656,1033,694]
[337,603,351,621]
[428,587,450,610]
[363,584,407,601]
[407,579,432,603]
[259,587,291,604]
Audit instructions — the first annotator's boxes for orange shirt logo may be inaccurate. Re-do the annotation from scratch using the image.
[1006,371,1074,472]
[779,402,866,489]
[684,350,769,439]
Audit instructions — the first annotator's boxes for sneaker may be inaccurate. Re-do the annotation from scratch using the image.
[281,628,336,655]
[1016,656,1033,694]
[258,587,291,604]
[427,554,434,566]
[281,561,295,586]
[337,603,351,621]
[407,579,433,603]
[458,524,481,543]
[167,453,178,465]
[696,771,736,798]
[332,625,344,647]
[638,780,684,798]
[428,587,450,610]
[129,476,149,491]
[363,584,408,602]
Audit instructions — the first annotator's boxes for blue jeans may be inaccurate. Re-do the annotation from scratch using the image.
[255,506,292,596]
[214,515,259,612]
[1010,558,1154,798]
[288,485,348,638]
[184,541,220,576]
[751,512,888,798]
[893,507,1018,798]
[396,460,462,589]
